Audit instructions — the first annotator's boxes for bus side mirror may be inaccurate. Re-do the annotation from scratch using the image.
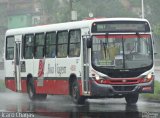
[87,38,92,48]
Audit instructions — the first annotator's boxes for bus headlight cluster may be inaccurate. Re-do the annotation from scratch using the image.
[141,73,154,83]
[92,74,110,84]
[92,73,103,83]
[94,75,101,81]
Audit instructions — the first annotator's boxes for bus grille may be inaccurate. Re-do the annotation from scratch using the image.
[113,86,136,92]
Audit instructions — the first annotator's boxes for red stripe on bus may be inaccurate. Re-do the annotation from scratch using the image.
[5,79,83,96]
[35,80,69,95]
[5,80,16,92]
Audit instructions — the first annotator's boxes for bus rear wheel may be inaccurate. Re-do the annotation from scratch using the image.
[71,80,86,105]
[27,81,38,100]
[27,80,47,101]
[37,94,47,100]
[125,93,139,105]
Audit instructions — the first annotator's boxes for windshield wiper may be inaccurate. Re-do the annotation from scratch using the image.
[122,36,126,69]
[102,35,110,60]
[129,32,140,54]
[103,42,107,59]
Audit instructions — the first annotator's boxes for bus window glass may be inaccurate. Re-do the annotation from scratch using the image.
[24,34,34,59]
[92,34,152,69]
[46,32,56,58]
[69,30,81,57]
[6,36,14,60]
[57,31,68,57]
[34,33,45,59]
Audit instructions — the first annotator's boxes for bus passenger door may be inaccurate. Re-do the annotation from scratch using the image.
[82,28,90,95]
[14,35,22,92]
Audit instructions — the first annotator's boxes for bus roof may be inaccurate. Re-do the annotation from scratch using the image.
[6,18,149,36]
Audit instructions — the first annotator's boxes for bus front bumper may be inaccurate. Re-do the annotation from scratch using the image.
[90,79,154,97]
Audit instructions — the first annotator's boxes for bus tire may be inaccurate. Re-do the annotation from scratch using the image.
[72,80,86,105]
[125,93,139,105]
[38,94,47,100]
[27,80,38,100]
[27,80,47,101]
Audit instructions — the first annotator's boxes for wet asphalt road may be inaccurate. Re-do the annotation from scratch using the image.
[0,92,159,118]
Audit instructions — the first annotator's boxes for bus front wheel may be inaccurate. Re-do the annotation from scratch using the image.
[125,93,139,104]
[71,80,86,105]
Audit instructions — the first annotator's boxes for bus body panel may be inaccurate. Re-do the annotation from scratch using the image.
[33,56,82,94]
[5,78,16,92]
[89,68,154,97]
[4,18,154,102]
[35,79,69,95]
[81,27,91,95]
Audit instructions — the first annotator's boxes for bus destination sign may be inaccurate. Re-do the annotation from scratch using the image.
[92,21,150,33]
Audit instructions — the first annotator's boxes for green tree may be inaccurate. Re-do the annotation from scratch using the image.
[154,24,160,36]
[41,0,70,23]
[75,0,137,20]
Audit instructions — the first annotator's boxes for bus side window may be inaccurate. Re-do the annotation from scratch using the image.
[6,36,14,60]
[34,33,45,59]
[46,32,56,58]
[24,34,34,59]
[69,29,81,57]
[57,31,68,58]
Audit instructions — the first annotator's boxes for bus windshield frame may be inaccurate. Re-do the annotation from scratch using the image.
[91,34,153,77]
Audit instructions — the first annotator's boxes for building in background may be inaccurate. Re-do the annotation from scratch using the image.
[0,0,43,59]
[7,0,42,29]
[0,0,8,60]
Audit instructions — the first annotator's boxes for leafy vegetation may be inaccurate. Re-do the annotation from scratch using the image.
[142,80,160,101]
[41,0,160,39]
[41,0,138,22]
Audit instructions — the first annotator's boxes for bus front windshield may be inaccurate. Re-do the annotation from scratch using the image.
[92,34,153,69]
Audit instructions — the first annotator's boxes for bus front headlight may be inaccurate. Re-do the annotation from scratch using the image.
[92,74,110,84]
[141,73,154,83]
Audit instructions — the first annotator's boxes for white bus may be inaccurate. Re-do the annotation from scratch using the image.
[4,18,154,104]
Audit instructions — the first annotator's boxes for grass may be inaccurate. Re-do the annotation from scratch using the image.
[141,80,160,101]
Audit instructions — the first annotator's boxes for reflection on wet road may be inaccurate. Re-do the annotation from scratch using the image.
[0,92,160,118]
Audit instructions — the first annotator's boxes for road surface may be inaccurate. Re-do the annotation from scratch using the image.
[0,92,159,118]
